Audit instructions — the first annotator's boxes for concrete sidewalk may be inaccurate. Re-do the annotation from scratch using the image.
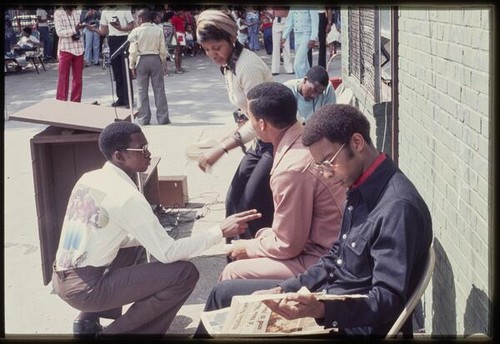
[3,49,340,339]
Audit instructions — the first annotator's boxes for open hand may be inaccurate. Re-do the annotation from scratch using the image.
[220,209,261,238]
[198,147,224,172]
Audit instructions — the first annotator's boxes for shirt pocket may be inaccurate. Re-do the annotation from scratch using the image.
[342,235,371,278]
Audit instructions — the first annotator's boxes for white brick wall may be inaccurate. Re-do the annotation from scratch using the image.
[398,7,491,336]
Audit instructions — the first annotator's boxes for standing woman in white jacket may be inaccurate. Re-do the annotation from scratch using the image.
[196,10,275,242]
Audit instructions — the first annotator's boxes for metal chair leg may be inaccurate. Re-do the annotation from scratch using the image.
[39,56,46,71]
[27,56,40,74]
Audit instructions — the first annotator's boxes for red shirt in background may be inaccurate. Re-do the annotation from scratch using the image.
[171,14,185,33]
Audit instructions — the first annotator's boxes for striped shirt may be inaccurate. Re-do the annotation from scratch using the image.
[54,8,84,56]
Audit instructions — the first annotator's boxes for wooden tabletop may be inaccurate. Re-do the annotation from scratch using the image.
[9,99,133,132]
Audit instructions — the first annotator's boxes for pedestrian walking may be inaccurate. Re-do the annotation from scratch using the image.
[281,8,319,78]
[270,7,293,75]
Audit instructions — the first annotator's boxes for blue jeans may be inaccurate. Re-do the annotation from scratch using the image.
[263,27,273,54]
[38,26,53,59]
[247,21,260,51]
[83,28,100,64]
[293,31,312,78]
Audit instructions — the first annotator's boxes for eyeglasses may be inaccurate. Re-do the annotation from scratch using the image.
[314,143,346,173]
[122,143,149,155]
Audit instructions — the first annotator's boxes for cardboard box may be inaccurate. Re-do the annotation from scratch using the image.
[159,176,188,208]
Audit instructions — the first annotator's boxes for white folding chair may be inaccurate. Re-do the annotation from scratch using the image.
[386,243,436,339]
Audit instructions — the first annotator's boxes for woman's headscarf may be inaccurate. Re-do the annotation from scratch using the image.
[196,9,238,42]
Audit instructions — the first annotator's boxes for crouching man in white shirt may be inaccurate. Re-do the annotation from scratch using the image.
[52,120,261,337]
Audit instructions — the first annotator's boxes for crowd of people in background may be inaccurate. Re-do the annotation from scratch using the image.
[4,5,343,126]
[5,5,342,75]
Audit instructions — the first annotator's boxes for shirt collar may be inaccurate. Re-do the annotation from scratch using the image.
[103,161,139,189]
[270,122,303,175]
[220,41,243,76]
[347,154,398,211]
[351,153,386,188]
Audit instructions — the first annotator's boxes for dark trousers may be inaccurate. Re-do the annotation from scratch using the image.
[225,140,274,240]
[39,26,53,59]
[263,27,273,54]
[318,12,328,68]
[108,35,134,105]
[194,279,281,337]
[52,247,199,335]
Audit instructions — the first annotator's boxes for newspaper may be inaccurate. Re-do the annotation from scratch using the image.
[200,287,367,337]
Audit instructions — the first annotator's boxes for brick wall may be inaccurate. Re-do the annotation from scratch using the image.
[397,8,492,336]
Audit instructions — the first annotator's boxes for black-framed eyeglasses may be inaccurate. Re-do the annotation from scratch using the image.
[314,142,346,173]
[122,143,149,155]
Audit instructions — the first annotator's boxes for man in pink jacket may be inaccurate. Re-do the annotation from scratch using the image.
[221,82,345,281]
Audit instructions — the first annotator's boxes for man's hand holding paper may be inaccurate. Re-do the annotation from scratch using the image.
[263,292,325,321]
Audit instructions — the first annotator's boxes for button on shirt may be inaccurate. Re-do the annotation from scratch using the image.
[128,22,168,69]
[54,162,223,270]
[54,8,84,56]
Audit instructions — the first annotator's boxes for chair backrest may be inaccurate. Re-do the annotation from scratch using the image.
[336,87,353,105]
[385,242,436,338]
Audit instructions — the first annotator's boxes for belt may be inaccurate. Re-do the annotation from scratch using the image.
[53,262,108,279]
[54,269,68,279]
[139,54,159,56]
